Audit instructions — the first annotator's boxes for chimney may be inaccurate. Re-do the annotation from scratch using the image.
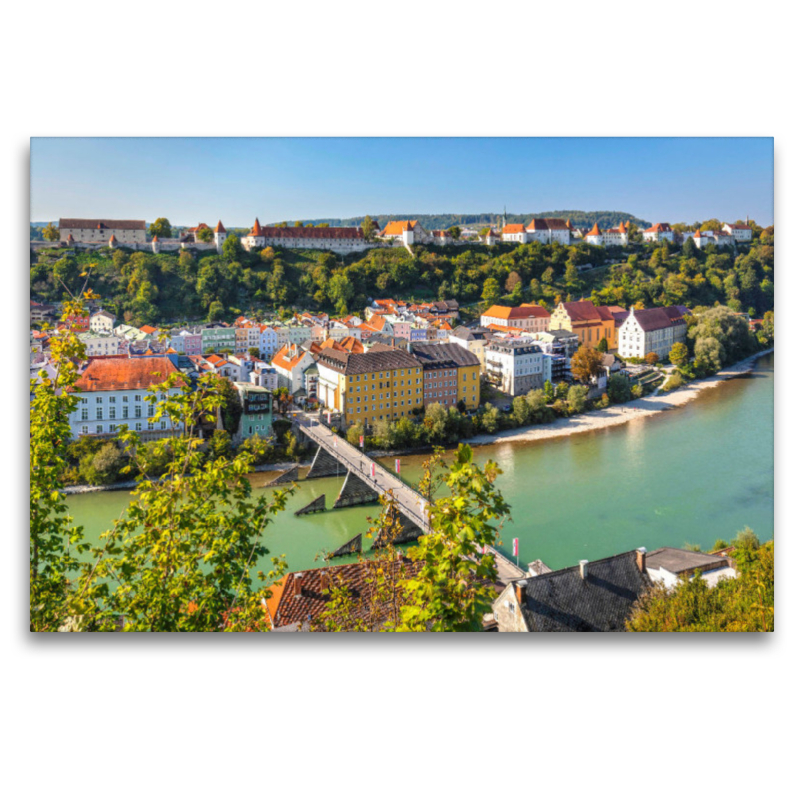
[293,573,304,598]
[579,560,589,580]
[514,580,527,605]
[636,547,647,573]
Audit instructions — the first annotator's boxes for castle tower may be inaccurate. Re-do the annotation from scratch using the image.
[151,235,160,254]
[108,234,117,249]
[214,220,227,253]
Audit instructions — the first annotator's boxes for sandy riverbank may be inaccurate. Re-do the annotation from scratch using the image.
[467,348,773,447]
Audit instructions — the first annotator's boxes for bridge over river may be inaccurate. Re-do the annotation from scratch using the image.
[289,416,526,585]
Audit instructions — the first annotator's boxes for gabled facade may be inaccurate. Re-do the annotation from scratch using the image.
[643,222,674,243]
[481,304,551,333]
[722,222,753,242]
[411,343,481,410]
[549,301,626,349]
[617,305,689,360]
[59,219,147,245]
[243,219,371,253]
[524,217,571,245]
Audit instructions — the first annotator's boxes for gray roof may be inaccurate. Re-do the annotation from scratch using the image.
[626,306,690,332]
[59,218,146,230]
[518,550,652,632]
[316,344,420,376]
[451,325,491,342]
[411,342,480,369]
[645,547,730,576]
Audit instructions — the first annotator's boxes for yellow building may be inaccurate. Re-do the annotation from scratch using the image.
[315,344,423,427]
[410,343,481,411]
[549,300,626,349]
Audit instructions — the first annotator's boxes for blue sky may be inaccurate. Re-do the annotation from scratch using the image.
[30,137,774,226]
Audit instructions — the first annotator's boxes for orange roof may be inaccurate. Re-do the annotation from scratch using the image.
[139,325,158,334]
[380,220,417,236]
[74,356,179,392]
[587,223,601,237]
[214,220,226,233]
[486,323,526,333]
[502,224,525,234]
[483,304,550,320]
[271,344,308,371]
[109,234,117,242]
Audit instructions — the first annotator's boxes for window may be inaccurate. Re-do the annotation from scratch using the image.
[81,426,88,435]
[96,409,103,420]
[81,408,88,421]
[96,397,103,404]
[96,425,103,434]
[109,396,116,404]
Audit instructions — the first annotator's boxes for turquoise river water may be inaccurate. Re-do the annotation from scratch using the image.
[65,353,774,573]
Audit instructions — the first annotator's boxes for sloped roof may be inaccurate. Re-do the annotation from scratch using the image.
[645,222,672,233]
[411,342,481,369]
[645,547,730,576]
[214,220,226,233]
[271,344,309,371]
[559,300,625,323]
[502,224,526,234]
[586,223,602,237]
[380,220,418,236]
[483,304,550,321]
[59,218,146,230]
[316,345,420,375]
[252,226,364,240]
[268,558,424,630]
[627,305,689,332]
[518,550,652,632]
[74,356,179,392]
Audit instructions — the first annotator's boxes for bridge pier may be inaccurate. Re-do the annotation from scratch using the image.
[333,470,379,509]
[266,465,298,486]
[295,494,326,516]
[306,445,345,479]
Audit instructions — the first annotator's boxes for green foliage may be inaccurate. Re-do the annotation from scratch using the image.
[218,378,242,435]
[570,345,604,384]
[662,372,685,392]
[607,373,632,404]
[397,444,510,632]
[346,422,365,447]
[689,305,757,375]
[196,226,214,243]
[645,351,659,365]
[79,442,127,486]
[566,384,589,414]
[148,218,172,239]
[596,337,608,353]
[627,536,773,632]
[669,341,689,367]
[630,383,643,399]
[207,429,233,461]
[42,222,60,242]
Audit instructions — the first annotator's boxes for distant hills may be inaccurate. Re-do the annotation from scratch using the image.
[284,211,652,231]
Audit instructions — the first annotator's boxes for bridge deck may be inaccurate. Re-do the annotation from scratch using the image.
[297,418,430,532]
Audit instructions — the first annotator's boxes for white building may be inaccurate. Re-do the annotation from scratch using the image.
[243,219,372,253]
[89,309,116,334]
[59,219,147,245]
[524,218,571,245]
[644,547,737,590]
[690,229,735,248]
[78,332,124,357]
[643,223,674,243]
[484,340,545,395]
[481,304,551,333]
[271,343,315,394]
[501,224,528,243]
[723,222,753,242]
[379,220,431,245]
[68,356,183,440]
[617,305,689,360]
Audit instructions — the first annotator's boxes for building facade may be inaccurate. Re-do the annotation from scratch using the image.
[59,218,147,245]
[243,220,372,253]
[481,304,551,333]
[616,305,689,360]
[234,382,273,442]
[550,301,626,349]
[485,340,545,396]
[411,343,481,411]
[315,345,423,427]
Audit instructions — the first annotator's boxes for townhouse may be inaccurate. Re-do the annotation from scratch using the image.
[314,344,423,427]
[78,331,124,357]
[168,327,203,356]
[616,305,689,360]
[485,339,545,396]
[379,220,431,245]
[67,356,184,440]
[642,222,674,243]
[234,382,273,442]
[271,343,316,394]
[89,309,116,333]
[411,343,481,411]
[200,323,236,354]
[481,304,551,333]
[448,325,493,370]
[722,222,753,242]
[549,300,626,349]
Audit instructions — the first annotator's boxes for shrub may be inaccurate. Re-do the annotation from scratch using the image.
[80,442,126,486]
[346,423,365,447]
[607,373,632,404]
[645,352,659,365]
[663,372,685,392]
[238,434,278,466]
[630,383,643,399]
[272,418,292,443]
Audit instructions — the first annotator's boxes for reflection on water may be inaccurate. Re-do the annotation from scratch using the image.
[67,354,774,573]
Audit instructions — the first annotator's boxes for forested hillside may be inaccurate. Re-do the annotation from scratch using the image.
[30,224,773,327]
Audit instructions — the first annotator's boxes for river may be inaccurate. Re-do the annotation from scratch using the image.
[65,353,774,573]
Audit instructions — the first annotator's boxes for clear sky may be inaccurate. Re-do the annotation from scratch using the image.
[30,137,774,227]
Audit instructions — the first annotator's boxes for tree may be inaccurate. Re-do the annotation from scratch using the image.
[689,305,755,374]
[566,384,589,414]
[196,226,214,243]
[627,536,773,632]
[543,380,554,403]
[80,442,126,486]
[148,218,172,239]
[482,277,501,307]
[505,271,522,294]
[42,222,60,242]
[645,351,659,365]
[362,215,375,241]
[82,372,292,631]
[669,341,689,368]
[207,300,225,322]
[606,373,631,404]
[512,396,530,426]
[222,235,242,261]
[447,226,461,240]
[218,377,242,435]
[396,444,510,632]
[248,347,261,359]
[596,337,608,353]
[569,344,604,383]
[273,386,292,415]
[294,221,304,228]
[30,295,92,631]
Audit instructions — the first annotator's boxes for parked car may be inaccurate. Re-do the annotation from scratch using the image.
[502,404,512,412]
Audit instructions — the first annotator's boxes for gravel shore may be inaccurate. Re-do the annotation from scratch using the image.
[466,349,773,447]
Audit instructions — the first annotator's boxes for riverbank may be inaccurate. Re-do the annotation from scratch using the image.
[467,348,773,447]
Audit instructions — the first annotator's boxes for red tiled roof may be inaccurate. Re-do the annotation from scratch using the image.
[59,219,146,230]
[272,344,308,371]
[73,356,180,392]
[249,226,364,240]
[645,222,672,233]
[586,223,602,237]
[483,304,550,321]
[502,224,526,234]
[560,300,624,322]
[269,557,423,629]
[214,220,226,233]
[381,220,418,236]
